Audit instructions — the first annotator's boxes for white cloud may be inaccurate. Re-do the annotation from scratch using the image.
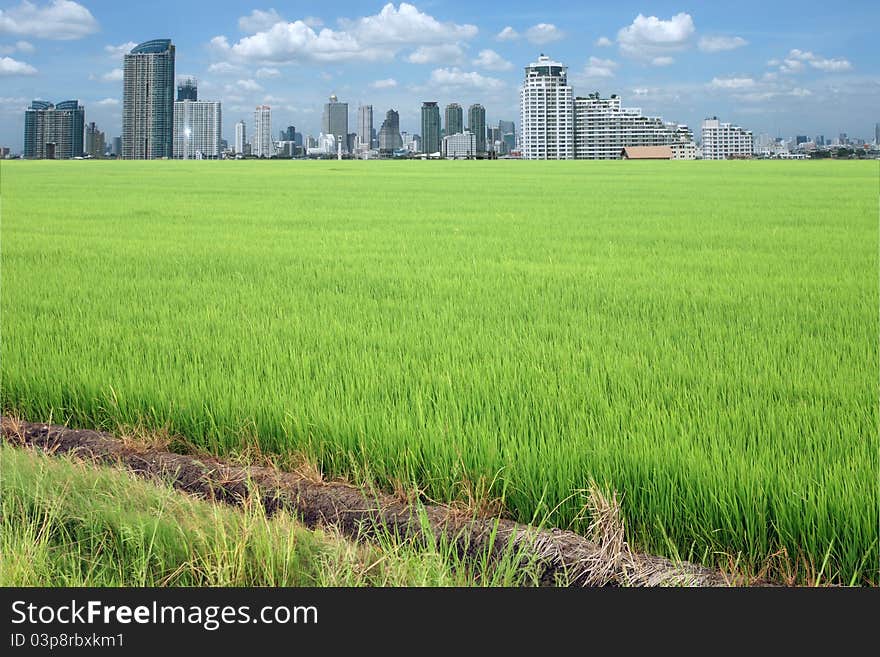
[472,48,512,71]
[208,62,241,75]
[407,43,465,65]
[595,36,612,47]
[778,49,852,74]
[581,56,617,78]
[0,55,36,75]
[496,26,519,41]
[0,0,98,40]
[95,97,119,106]
[104,41,137,58]
[0,39,33,54]
[370,78,397,89]
[239,9,284,33]
[255,66,280,78]
[632,87,649,96]
[212,4,478,65]
[428,67,505,91]
[525,23,564,45]
[698,35,747,53]
[236,79,262,92]
[101,68,123,82]
[341,3,477,46]
[617,12,694,64]
[709,76,756,90]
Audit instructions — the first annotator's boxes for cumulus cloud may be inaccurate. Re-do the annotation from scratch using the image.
[370,78,397,89]
[778,49,852,74]
[472,48,512,71]
[104,41,137,58]
[236,78,262,92]
[525,23,564,45]
[0,0,98,40]
[239,8,284,33]
[407,43,465,65]
[210,3,477,65]
[698,36,747,53]
[617,12,694,64]
[595,36,612,47]
[581,56,617,78]
[428,67,505,91]
[0,39,33,54]
[255,67,280,78]
[0,55,36,75]
[101,68,123,82]
[95,97,119,106]
[709,76,755,89]
[496,26,518,41]
[208,62,241,75]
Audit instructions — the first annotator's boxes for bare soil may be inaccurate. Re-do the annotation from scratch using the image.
[1,416,734,587]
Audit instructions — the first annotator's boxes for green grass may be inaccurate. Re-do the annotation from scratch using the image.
[0,445,549,586]
[1,159,877,585]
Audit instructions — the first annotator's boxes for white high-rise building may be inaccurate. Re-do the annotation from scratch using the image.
[701,117,753,160]
[253,105,272,158]
[519,54,574,159]
[172,100,221,159]
[234,120,246,154]
[357,104,373,150]
[574,93,695,159]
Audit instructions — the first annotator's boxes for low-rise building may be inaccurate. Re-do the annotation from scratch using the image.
[443,131,477,159]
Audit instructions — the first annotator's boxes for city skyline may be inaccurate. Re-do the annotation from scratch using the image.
[0,1,878,151]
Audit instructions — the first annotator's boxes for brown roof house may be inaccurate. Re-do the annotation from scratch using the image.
[621,146,673,159]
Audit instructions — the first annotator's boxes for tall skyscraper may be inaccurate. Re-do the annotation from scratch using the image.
[23,99,85,159]
[421,102,441,154]
[235,120,246,154]
[357,104,373,149]
[322,95,349,152]
[253,106,272,157]
[177,76,197,101]
[173,100,222,159]
[875,123,879,145]
[123,39,175,159]
[285,125,296,142]
[378,109,402,152]
[445,103,463,136]
[85,121,106,158]
[519,54,574,160]
[467,104,486,154]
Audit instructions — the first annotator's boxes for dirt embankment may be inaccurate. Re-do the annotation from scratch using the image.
[1,417,734,587]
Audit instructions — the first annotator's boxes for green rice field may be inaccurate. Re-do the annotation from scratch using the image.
[1,160,877,584]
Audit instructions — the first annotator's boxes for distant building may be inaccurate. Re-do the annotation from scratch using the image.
[520,54,574,159]
[445,103,463,137]
[701,117,753,159]
[467,104,487,154]
[323,95,349,153]
[574,93,695,160]
[875,123,879,146]
[177,76,197,101]
[123,39,175,159]
[378,109,402,153]
[235,120,246,154]
[795,135,808,145]
[253,105,272,158]
[112,136,122,157]
[23,100,85,159]
[85,121,106,158]
[444,131,476,159]
[815,135,825,146]
[173,100,222,159]
[357,105,373,150]
[421,102,441,154]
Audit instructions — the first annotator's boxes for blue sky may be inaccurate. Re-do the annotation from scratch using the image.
[1,0,878,149]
